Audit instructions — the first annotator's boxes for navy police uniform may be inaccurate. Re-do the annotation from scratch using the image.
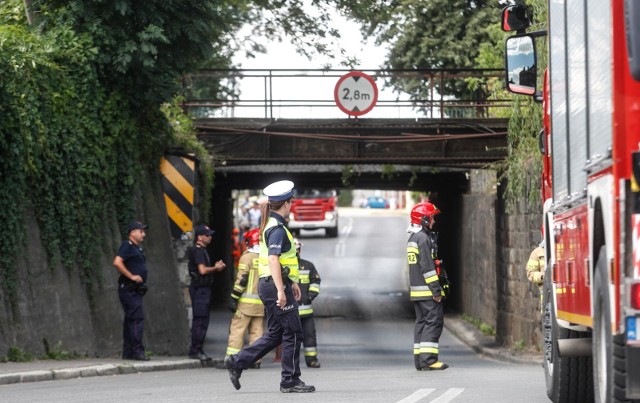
[117,238,148,359]
[225,180,315,393]
[188,243,215,357]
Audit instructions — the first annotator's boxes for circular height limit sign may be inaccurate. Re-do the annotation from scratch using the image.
[334,71,378,116]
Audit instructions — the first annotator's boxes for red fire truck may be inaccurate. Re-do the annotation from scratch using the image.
[502,2,640,402]
[288,189,339,238]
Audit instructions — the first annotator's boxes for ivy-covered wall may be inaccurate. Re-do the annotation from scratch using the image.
[0,8,193,357]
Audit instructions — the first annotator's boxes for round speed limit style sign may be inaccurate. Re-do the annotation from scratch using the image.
[334,71,378,116]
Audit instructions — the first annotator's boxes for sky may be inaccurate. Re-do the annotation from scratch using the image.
[226,12,422,119]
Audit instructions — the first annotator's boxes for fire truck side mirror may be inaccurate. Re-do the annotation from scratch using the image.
[501,5,531,33]
[626,0,640,81]
[505,35,537,96]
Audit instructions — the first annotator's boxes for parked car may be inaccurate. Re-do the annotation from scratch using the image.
[363,196,389,209]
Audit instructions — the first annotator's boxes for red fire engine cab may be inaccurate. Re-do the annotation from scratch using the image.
[288,188,339,238]
[502,2,640,402]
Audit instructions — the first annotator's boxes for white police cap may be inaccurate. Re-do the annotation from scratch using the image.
[263,180,295,201]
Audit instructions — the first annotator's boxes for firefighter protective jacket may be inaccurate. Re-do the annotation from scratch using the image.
[230,250,264,316]
[526,246,545,287]
[407,229,443,300]
[297,258,321,317]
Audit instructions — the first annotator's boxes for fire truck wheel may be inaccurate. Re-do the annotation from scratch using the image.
[593,246,634,403]
[326,226,338,238]
[543,264,594,402]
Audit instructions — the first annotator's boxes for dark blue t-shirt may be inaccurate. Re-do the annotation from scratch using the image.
[265,212,292,256]
[117,240,147,282]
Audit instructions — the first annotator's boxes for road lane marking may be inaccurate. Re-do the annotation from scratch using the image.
[396,388,436,403]
[334,217,353,257]
[430,388,464,403]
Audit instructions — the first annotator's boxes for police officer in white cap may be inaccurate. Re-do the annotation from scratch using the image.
[224,180,315,393]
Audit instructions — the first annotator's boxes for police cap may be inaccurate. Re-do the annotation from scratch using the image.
[263,180,295,201]
[127,221,149,233]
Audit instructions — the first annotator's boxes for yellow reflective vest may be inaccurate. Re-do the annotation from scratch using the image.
[258,216,299,283]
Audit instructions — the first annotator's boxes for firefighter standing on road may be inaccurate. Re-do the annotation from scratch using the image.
[407,202,449,371]
[224,180,315,393]
[294,238,322,368]
[226,228,264,367]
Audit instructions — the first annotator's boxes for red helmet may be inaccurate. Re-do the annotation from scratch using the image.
[243,228,260,248]
[410,202,440,225]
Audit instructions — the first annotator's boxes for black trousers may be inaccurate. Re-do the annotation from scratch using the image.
[233,278,303,387]
[413,299,444,369]
[189,285,212,355]
[300,315,318,362]
[118,285,145,358]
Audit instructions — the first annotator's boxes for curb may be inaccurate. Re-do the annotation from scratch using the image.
[0,358,223,386]
[445,316,543,366]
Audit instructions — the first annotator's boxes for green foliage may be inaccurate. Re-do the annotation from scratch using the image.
[35,0,247,108]
[161,97,215,216]
[337,190,353,207]
[513,338,526,351]
[342,0,498,99]
[462,314,496,336]
[6,346,34,362]
[381,164,397,181]
[42,340,84,360]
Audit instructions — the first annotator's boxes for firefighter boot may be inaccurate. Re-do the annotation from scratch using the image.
[306,358,321,368]
[425,361,449,371]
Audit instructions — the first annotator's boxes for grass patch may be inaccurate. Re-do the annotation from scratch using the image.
[461,314,496,336]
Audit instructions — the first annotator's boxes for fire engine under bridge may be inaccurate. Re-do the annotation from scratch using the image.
[176,68,515,310]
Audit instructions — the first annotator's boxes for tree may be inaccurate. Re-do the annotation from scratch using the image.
[339,0,499,100]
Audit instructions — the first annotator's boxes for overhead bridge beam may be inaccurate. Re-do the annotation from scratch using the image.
[195,118,509,168]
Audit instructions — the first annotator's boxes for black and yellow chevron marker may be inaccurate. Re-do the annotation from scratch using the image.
[160,154,196,239]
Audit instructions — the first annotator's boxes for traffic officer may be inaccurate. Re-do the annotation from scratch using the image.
[188,224,226,361]
[226,228,264,368]
[224,180,315,393]
[295,238,322,368]
[407,203,449,371]
[113,221,150,361]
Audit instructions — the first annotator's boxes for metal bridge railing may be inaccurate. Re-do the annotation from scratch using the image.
[181,68,511,120]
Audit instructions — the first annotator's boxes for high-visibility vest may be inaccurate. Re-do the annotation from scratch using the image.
[258,217,299,282]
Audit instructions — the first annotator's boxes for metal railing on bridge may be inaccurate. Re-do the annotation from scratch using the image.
[181,68,510,120]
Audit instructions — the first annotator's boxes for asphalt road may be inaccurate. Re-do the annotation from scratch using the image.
[0,208,549,402]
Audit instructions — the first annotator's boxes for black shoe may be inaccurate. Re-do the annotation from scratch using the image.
[224,355,243,390]
[280,381,315,393]
[131,355,150,361]
[306,360,321,368]
[189,352,210,361]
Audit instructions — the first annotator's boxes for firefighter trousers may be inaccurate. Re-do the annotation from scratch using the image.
[300,315,318,363]
[226,310,264,357]
[413,299,444,369]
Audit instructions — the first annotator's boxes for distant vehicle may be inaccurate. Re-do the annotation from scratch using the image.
[363,196,389,209]
[288,189,339,238]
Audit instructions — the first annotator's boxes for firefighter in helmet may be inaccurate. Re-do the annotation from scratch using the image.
[407,202,448,371]
[226,228,265,367]
[294,238,322,368]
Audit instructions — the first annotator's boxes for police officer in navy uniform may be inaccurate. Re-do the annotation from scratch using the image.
[113,221,150,361]
[188,224,226,361]
[224,180,315,393]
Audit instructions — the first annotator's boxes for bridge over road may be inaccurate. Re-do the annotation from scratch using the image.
[183,68,510,168]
